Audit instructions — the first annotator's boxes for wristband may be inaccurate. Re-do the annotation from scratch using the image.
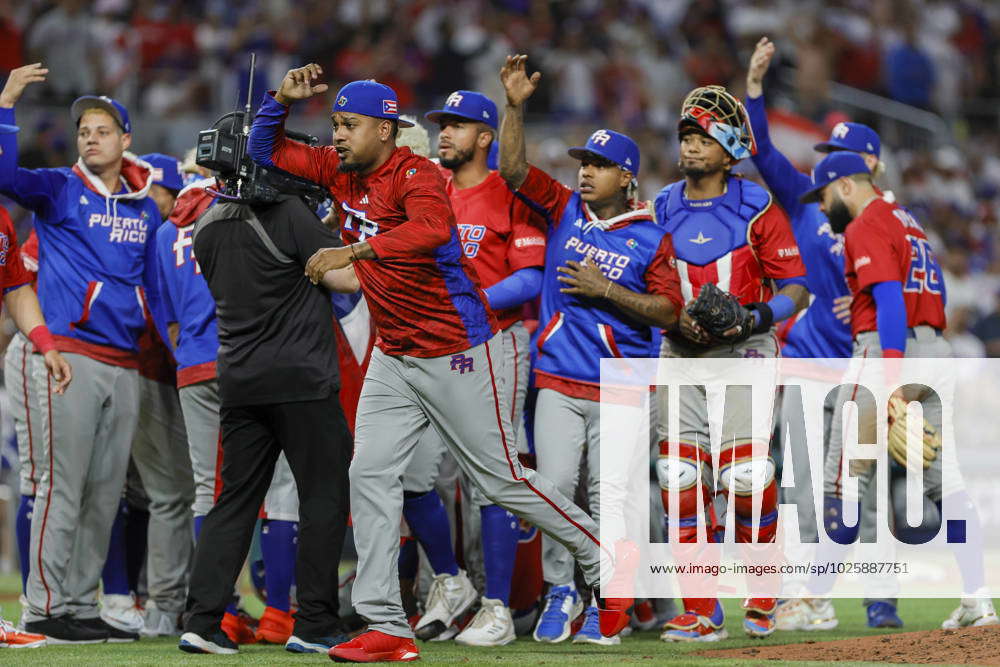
[350,244,359,262]
[747,302,774,334]
[28,325,56,354]
[604,281,614,299]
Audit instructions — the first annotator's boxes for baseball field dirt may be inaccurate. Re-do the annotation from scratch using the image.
[698,624,1000,665]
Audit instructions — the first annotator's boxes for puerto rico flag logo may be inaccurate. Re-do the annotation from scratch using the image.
[383,99,398,115]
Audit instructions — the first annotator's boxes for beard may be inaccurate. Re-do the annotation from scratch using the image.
[439,145,474,170]
[337,159,366,173]
[678,158,723,180]
[827,197,854,234]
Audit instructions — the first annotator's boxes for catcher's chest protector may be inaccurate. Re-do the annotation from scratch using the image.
[657,176,771,305]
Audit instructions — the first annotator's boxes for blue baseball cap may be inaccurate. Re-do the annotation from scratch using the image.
[331,80,413,127]
[71,95,131,134]
[814,121,880,157]
[140,153,185,193]
[799,151,870,204]
[424,90,498,130]
[568,129,640,175]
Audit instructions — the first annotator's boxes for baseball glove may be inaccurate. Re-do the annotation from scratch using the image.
[887,395,941,469]
[686,282,756,345]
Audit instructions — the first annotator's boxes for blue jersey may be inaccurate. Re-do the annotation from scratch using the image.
[155,179,220,387]
[745,95,852,358]
[516,166,682,400]
[0,107,162,366]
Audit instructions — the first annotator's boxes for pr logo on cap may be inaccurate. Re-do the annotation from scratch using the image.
[832,122,849,139]
[337,96,348,107]
[590,130,612,146]
[383,99,398,114]
[446,92,464,107]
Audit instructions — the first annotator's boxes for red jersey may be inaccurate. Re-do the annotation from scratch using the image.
[251,94,497,358]
[0,207,32,292]
[844,198,946,336]
[444,170,546,329]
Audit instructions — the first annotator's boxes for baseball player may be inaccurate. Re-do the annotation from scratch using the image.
[7,229,41,590]
[249,64,633,662]
[113,152,195,637]
[744,36,857,632]
[397,89,547,646]
[801,151,999,631]
[653,84,809,642]
[497,56,682,646]
[154,175,305,647]
[0,64,163,643]
[0,201,70,654]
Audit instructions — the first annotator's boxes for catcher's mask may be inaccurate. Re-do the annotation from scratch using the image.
[678,85,756,161]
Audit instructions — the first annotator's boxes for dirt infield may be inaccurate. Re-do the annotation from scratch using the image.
[697,625,1000,665]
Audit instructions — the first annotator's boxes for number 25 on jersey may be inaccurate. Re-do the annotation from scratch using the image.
[905,235,942,295]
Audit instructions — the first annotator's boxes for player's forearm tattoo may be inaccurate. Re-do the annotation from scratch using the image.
[499,104,529,190]
[606,282,677,329]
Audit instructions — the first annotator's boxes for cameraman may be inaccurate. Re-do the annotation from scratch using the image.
[178,125,358,655]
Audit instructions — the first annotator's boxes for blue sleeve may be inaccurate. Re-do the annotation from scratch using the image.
[745,95,813,223]
[155,226,178,324]
[247,93,287,168]
[872,280,906,354]
[484,267,542,311]
[143,209,170,343]
[0,107,67,218]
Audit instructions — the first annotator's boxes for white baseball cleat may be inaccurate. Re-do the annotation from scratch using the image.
[100,593,145,634]
[414,569,477,641]
[455,597,516,647]
[942,598,1000,629]
[775,598,838,631]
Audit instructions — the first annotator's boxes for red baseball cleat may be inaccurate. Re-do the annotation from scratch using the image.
[0,617,46,648]
[328,630,420,663]
[255,606,294,644]
[598,539,639,637]
[221,611,258,645]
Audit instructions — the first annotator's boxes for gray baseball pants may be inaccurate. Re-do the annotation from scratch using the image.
[131,376,195,614]
[350,333,602,638]
[5,333,42,497]
[24,353,139,621]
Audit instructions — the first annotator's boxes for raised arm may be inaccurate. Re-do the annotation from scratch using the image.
[745,38,812,221]
[248,64,338,186]
[0,64,67,216]
[498,54,541,190]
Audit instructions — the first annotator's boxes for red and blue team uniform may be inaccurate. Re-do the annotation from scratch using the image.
[0,107,162,366]
[443,169,546,328]
[654,175,806,315]
[517,166,683,401]
[0,205,32,293]
[155,178,218,387]
[844,198,946,337]
[248,92,496,357]
[744,95,852,358]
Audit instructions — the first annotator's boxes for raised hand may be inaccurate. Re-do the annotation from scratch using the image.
[746,37,776,99]
[275,63,329,105]
[500,55,541,107]
[0,63,49,108]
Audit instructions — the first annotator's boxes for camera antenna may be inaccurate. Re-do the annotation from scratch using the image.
[243,52,256,136]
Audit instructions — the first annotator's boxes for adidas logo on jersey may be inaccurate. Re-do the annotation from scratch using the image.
[360,194,369,205]
[80,195,89,205]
